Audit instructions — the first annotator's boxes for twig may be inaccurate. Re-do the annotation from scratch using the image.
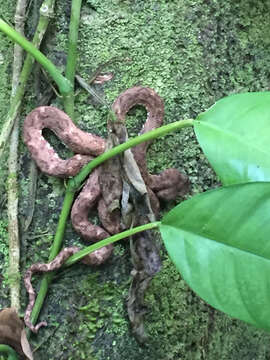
[0,0,59,159]
[75,74,109,107]
[23,161,38,232]
[23,61,54,233]
[8,0,28,313]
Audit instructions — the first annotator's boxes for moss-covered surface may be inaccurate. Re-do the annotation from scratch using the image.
[0,1,16,311]
[1,0,270,359]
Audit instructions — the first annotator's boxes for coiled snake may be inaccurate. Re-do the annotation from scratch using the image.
[23,86,189,332]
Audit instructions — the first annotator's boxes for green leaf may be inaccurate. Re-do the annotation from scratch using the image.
[160,182,270,331]
[194,92,270,185]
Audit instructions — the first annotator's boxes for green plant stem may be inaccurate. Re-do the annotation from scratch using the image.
[0,345,18,360]
[28,190,75,330]
[49,191,76,261]
[65,221,161,267]
[0,0,56,158]
[69,119,194,191]
[0,18,71,96]
[28,118,194,332]
[64,0,83,119]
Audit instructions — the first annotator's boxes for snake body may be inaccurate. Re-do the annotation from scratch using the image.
[23,106,105,177]
[112,87,189,201]
[24,245,111,333]
[23,86,189,332]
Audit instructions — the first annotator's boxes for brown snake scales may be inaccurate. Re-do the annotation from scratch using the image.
[23,86,189,333]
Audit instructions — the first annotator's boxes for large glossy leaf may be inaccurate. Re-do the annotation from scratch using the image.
[194,92,270,185]
[160,182,270,331]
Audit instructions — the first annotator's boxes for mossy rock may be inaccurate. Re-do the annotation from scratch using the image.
[1,0,270,359]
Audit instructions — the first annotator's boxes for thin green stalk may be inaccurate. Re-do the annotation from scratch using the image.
[48,191,76,261]
[0,18,71,95]
[64,0,83,119]
[0,0,56,158]
[28,190,75,330]
[0,345,18,360]
[69,119,194,191]
[65,221,161,267]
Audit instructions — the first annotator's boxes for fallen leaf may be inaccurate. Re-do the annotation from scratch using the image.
[0,308,33,359]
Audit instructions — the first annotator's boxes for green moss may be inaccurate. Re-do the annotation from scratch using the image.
[64,272,129,359]
[0,17,14,130]
[0,219,9,288]
[145,256,209,359]
[144,254,270,360]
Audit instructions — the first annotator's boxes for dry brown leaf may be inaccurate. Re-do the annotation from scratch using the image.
[21,330,33,360]
[0,308,33,360]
